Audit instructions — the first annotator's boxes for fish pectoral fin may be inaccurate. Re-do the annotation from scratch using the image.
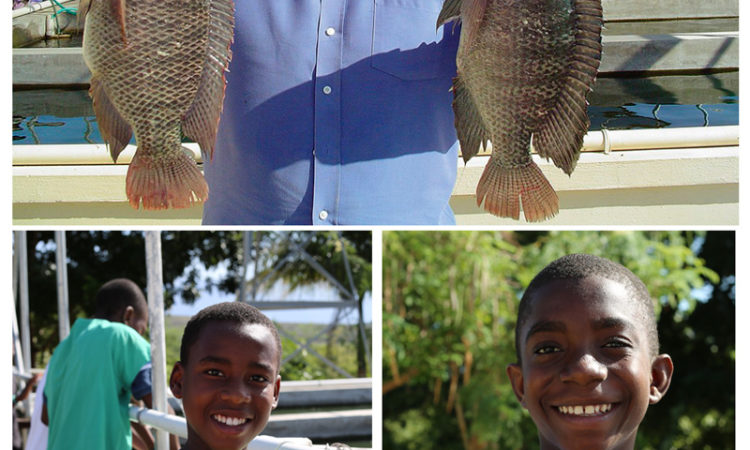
[89,75,132,162]
[437,0,462,30]
[533,0,603,174]
[452,75,490,163]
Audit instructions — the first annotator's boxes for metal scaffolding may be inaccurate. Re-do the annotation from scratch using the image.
[236,231,370,378]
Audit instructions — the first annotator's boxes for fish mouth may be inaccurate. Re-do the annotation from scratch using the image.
[555,403,614,417]
[211,414,250,427]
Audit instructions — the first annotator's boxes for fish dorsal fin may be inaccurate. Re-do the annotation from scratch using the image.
[181,0,234,160]
[437,0,462,30]
[533,0,602,174]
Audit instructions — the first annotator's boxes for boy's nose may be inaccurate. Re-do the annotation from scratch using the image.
[220,378,252,404]
[559,353,607,385]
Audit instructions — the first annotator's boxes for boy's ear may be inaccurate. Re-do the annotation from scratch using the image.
[506,363,527,408]
[649,354,674,404]
[122,305,135,325]
[169,362,185,399]
[271,375,281,410]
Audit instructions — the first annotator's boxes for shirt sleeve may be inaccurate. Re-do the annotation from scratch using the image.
[130,362,152,400]
[114,325,152,395]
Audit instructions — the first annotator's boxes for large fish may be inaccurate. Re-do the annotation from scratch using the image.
[438,0,602,221]
[79,0,234,209]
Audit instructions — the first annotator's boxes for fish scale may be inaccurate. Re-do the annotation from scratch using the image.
[439,0,602,222]
[80,0,234,209]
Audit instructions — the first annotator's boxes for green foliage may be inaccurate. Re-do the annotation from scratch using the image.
[383,231,734,449]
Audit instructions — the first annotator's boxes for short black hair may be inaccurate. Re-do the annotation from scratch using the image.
[515,254,659,361]
[94,278,148,320]
[179,302,282,370]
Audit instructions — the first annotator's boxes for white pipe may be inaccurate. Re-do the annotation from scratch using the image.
[144,231,169,450]
[54,231,70,340]
[12,126,738,166]
[12,0,76,18]
[128,407,322,450]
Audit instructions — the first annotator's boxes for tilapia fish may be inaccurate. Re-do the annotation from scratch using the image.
[438,0,602,221]
[79,0,234,209]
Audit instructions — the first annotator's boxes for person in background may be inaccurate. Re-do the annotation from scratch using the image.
[42,278,178,450]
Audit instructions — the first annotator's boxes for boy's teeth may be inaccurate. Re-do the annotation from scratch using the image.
[213,414,248,426]
[557,404,612,416]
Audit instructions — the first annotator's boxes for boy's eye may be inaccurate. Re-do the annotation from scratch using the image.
[205,368,224,377]
[249,375,270,384]
[603,339,631,349]
[534,345,561,355]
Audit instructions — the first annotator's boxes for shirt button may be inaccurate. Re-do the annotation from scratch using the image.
[322,86,332,95]
[325,27,336,36]
[319,210,329,220]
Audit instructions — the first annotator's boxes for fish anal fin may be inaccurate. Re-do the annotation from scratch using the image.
[452,75,490,163]
[533,0,602,174]
[476,160,558,222]
[182,0,235,160]
[126,147,208,210]
[89,75,132,162]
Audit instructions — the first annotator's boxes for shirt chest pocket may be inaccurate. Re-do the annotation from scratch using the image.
[370,0,457,81]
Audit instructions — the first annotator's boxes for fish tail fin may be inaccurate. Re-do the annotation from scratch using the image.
[476,160,558,222]
[125,147,208,210]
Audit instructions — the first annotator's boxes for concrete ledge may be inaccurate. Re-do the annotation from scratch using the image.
[452,146,738,225]
[11,31,740,86]
[12,145,738,226]
[278,379,372,408]
[13,47,89,86]
[266,409,372,440]
[602,0,737,21]
[599,32,738,73]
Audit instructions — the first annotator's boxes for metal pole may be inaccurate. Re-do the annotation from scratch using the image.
[237,231,250,302]
[15,231,31,374]
[54,231,70,340]
[144,231,168,450]
[251,231,259,301]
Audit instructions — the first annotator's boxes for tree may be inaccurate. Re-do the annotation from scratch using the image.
[383,231,732,449]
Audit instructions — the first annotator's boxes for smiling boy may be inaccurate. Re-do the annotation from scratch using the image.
[170,302,282,450]
[506,254,674,450]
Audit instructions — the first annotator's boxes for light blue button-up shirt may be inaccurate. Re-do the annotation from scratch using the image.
[202,1,460,225]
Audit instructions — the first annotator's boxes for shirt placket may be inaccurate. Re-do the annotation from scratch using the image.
[312,0,346,225]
